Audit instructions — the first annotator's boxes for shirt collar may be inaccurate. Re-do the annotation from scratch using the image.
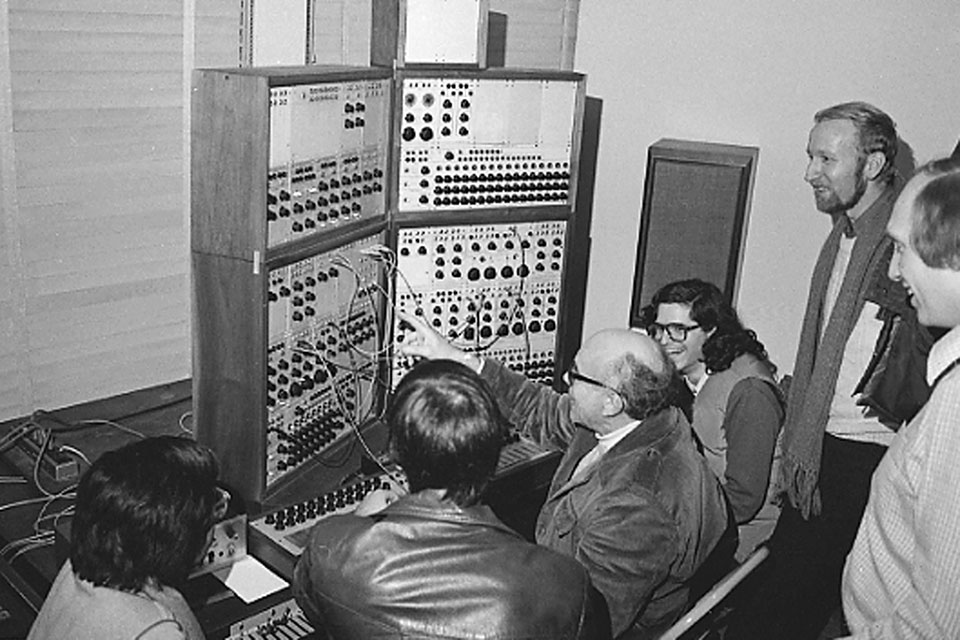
[685,371,710,396]
[927,324,960,386]
[593,419,641,454]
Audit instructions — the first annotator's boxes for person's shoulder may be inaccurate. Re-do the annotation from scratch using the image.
[730,375,781,400]
[302,511,379,550]
[135,618,188,640]
[519,538,593,585]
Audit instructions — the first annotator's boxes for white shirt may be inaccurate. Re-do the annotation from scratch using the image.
[572,420,641,479]
[842,325,960,638]
[822,235,894,446]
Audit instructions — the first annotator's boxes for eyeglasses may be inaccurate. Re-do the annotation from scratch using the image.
[563,362,621,397]
[213,486,231,521]
[648,322,701,342]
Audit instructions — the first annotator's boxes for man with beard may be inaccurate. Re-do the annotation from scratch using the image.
[727,102,932,639]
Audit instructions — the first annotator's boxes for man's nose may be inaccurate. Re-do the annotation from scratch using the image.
[888,255,902,281]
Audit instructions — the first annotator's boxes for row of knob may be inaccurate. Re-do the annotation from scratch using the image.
[431,181,569,194]
[422,168,570,181]
[248,611,314,639]
[429,262,560,281]
[262,475,390,531]
[267,320,377,405]
[404,108,470,124]
[403,93,471,110]
[403,125,479,141]
[272,413,349,470]
[506,357,556,383]
[424,193,567,207]
[400,235,562,254]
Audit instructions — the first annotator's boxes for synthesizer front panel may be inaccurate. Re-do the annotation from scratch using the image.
[249,467,408,578]
[395,72,584,214]
[267,77,391,247]
[264,232,389,489]
[391,219,566,387]
[224,598,314,639]
[193,63,591,530]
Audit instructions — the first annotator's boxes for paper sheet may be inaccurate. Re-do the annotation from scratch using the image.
[212,555,288,604]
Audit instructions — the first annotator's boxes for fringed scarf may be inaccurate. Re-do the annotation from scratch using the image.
[777,182,901,518]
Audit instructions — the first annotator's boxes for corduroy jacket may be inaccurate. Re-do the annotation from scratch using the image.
[480,360,730,639]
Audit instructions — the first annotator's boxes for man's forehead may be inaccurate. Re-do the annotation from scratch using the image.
[579,330,664,372]
[889,174,932,239]
[810,118,859,148]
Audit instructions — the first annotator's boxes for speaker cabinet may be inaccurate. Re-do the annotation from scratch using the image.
[371,0,489,68]
[629,139,758,327]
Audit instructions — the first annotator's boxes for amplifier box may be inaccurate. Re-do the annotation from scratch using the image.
[372,0,489,68]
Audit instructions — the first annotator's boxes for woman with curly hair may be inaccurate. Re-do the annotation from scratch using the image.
[643,279,784,561]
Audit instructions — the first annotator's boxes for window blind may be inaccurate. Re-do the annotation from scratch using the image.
[0,0,236,420]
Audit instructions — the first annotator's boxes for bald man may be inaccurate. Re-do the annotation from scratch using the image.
[399,313,731,640]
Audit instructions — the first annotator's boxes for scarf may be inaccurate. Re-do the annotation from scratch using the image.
[777,181,901,518]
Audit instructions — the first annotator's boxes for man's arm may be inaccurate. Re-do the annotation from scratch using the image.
[843,388,960,639]
[397,310,578,448]
[722,378,784,523]
[479,358,578,449]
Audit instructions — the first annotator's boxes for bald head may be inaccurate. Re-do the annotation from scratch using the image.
[580,329,669,378]
[578,328,676,422]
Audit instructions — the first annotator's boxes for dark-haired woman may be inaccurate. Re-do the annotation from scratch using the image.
[28,436,223,640]
[644,279,785,561]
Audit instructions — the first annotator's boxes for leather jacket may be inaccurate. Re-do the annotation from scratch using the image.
[855,241,936,429]
[292,490,611,640]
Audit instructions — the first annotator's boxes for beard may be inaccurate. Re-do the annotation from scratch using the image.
[812,157,869,214]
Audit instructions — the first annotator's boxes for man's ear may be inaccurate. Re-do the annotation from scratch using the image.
[602,390,625,417]
[863,151,887,181]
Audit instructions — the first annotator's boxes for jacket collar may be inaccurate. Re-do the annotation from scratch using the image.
[555,407,685,494]
[378,489,522,538]
[604,406,683,457]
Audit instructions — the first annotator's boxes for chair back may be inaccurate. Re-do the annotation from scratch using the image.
[658,545,769,640]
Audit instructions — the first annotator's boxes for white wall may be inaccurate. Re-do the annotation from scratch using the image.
[575,0,960,372]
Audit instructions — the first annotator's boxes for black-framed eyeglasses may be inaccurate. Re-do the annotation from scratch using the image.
[213,486,231,521]
[648,322,701,342]
[563,362,621,398]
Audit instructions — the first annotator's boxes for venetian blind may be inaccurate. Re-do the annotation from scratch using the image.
[0,0,236,421]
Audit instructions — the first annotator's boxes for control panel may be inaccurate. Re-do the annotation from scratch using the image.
[249,467,407,577]
[392,219,566,387]
[265,233,388,488]
[191,514,247,579]
[397,75,581,213]
[225,598,314,640]
[247,437,551,580]
[267,78,390,247]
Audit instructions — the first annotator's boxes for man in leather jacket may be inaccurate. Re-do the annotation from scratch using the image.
[292,359,611,640]
[398,313,732,640]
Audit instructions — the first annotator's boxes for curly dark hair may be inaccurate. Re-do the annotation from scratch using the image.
[388,359,509,507]
[642,279,771,375]
[70,436,220,592]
